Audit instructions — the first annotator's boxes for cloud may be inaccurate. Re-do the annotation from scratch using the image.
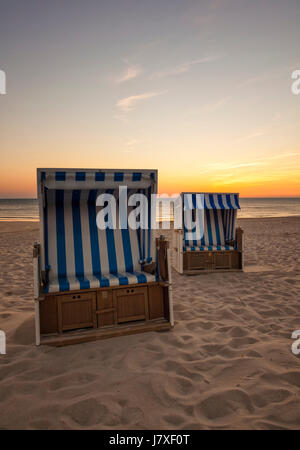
[122,138,141,152]
[238,65,293,88]
[211,161,266,171]
[265,152,300,161]
[116,91,164,112]
[198,152,300,177]
[238,74,274,88]
[125,139,140,147]
[149,55,223,80]
[116,65,142,83]
[207,96,230,112]
[235,130,267,143]
[235,116,286,143]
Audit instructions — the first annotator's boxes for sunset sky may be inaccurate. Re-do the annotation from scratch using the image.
[1,0,300,197]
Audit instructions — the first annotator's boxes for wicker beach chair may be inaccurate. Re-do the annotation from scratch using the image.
[33,169,173,346]
[172,192,244,274]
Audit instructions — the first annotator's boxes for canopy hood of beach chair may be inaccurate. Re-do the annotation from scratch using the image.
[38,168,157,191]
[182,192,240,210]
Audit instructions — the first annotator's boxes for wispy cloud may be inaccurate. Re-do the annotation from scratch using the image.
[235,114,286,143]
[116,65,142,83]
[116,91,164,112]
[238,74,272,88]
[125,139,140,147]
[198,152,300,177]
[149,55,223,80]
[238,64,294,88]
[265,151,300,161]
[209,161,266,171]
[122,138,141,152]
[207,96,230,112]
[235,130,267,143]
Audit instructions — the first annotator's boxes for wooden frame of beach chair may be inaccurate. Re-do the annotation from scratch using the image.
[33,169,174,346]
[172,192,244,275]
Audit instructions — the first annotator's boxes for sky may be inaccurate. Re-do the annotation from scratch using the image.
[0,0,300,197]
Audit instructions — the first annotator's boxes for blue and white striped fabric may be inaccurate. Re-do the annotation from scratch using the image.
[183,193,239,251]
[183,193,240,210]
[183,245,234,252]
[43,188,155,293]
[184,209,226,247]
[223,209,237,241]
[40,170,157,190]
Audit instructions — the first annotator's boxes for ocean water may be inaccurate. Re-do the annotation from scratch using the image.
[157,197,300,221]
[0,199,39,221]
[239,197,300,219]
[0,198,300,221]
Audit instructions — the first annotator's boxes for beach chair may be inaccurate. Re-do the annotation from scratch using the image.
[172,192,244,274]
[33,169,174,346]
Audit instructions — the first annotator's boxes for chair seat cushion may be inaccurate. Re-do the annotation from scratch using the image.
[183,245,235,252]
[45,271,156,293]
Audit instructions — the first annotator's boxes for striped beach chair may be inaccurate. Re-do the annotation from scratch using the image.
[172,193,244,274]
[33,169,173,346]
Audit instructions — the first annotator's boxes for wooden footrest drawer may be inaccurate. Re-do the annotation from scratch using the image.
[58,292,97,332]
[113,287,149,323]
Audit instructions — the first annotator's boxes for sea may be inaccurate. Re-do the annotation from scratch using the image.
[0,198,300,221]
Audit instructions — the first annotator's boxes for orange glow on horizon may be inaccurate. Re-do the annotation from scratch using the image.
[0,169,299,198]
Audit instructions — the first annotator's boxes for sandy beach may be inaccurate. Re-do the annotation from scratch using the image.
[0,217,300,430]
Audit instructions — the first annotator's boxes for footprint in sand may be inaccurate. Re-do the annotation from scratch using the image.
[246,350,263,358]
[164,359,204,382]
[28,420,55,430]
[254,420,289,430]
[230,326,248,338]
[63,398,108,427]
[48,372,98,391]
[150,375,195,408]
[164,375,196,398]
[121,406,144,426]
[196,389,254,421]
[163,414,186,427]
[0,312,11,319]
[281,371,300,388]
[229,336,258,349]
[252,388,291,408]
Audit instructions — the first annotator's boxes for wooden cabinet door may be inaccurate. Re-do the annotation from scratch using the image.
[204,252,214,270]
[58,292,97,332]
[114,286,149,324]
[188,252,206,270]
[40,295,58,334]
[215,252,231,269]
[230,251,241,269]
[97,290,117,327]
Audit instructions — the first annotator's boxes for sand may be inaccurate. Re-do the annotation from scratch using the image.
[0,217,300,429]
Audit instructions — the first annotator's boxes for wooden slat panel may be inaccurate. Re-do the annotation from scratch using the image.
[188,252,206,270]
[40,295,58,334]
[148,285,164,320]
[97,290,116,327]
[215,252,231,269]
[58,293,97,332]
[230,251,241,269]
[114,287,148,324]
[157,236,169,281]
